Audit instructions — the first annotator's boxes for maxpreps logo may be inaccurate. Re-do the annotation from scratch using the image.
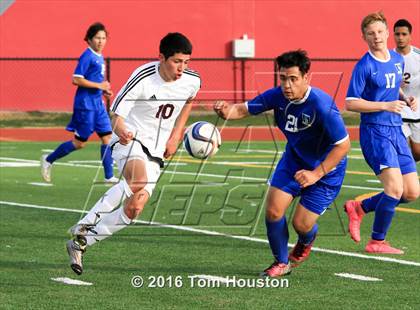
[395,63,402,75]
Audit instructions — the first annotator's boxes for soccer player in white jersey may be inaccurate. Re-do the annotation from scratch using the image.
[66,33,201,275]
[344,12,419,254]
[394,19,420,161]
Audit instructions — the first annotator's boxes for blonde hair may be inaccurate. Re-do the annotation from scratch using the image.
[361,11,388,33]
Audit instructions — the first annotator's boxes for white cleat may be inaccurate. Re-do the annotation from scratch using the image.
[66,237,86,275]
[104,176,120,184]
[40,154,52,182]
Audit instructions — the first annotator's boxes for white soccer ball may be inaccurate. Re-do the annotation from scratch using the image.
[183,121,221,159]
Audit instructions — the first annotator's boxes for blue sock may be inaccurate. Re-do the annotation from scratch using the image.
[298,223,318,245]
[361,192,385,213]
[266,217,289,264]
[372,193,400,241]
[46,141,76,163]
[101,144,114,179]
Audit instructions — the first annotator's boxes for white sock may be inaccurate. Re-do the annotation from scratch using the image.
[78,180,133,225]
[86,206,132,246]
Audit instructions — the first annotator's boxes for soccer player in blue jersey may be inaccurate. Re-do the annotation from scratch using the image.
[41,22,117,183]
[344,12,419,254]
[214,50,350,277]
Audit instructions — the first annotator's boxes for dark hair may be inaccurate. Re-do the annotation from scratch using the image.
[276,50,311,74]
[84,22,107,42]
[394,19,412,33]
[159,32,192,59]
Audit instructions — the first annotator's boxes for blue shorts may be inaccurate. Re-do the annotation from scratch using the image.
[269,152,347,215]
[66,97,112,141]
[360,124,416,175]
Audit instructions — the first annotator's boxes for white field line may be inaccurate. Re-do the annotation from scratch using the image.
[28,182,53,187]
[0,157,384,191]
[1,200,419,267]
[334,273,382,281]
[50,277,93,286]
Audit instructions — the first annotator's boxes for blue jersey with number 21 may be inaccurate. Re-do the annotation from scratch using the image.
[247,86,348,170]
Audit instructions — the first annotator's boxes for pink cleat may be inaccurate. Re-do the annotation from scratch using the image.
[289,236,316,266]
[344,200,365,243]
[260,261,292,277]
[365,239,404,254]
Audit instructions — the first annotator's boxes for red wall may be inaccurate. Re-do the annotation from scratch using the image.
[1,0,419,111]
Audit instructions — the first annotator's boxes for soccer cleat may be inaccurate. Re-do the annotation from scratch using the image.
[104,176,120,184]
[66,236,87,275]
[68,224,97,237]
[289,236,316,266]
[40,154,52,182]
[344,200,365,243]
[365,239,404,254]
[260,261,292,277]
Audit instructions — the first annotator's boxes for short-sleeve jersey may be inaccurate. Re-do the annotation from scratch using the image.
[346,50,404,126]
[246,86,348,170]
[73,47,106,108]
[398,46,420,120]
[111,61,201,159]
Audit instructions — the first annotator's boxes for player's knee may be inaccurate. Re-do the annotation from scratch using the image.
[73,140,86,149]
[265,206,284,221]
[124,191,148,219]
[384,185,403,200]
[127,176,148,194]
[402,188,419,202]
[292,219,313,234]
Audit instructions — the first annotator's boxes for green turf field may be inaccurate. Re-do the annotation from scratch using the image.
[0,141,419,309]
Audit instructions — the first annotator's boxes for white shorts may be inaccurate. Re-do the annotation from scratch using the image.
[402,122,420,143]
[111,140,161,196]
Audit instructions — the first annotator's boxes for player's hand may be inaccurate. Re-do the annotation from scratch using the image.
[214,101,229,119]
[405,96,417,112]
[294,169,320,188]
[164,137,179,159]
[119,130,133,145]
[384,100,406,114]
[104,89,113,98]
[100,81,112,92]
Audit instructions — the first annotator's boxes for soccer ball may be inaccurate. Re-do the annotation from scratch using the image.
[183,121,221,159]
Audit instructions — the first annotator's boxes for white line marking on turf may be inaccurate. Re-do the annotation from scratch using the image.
[42,149,54,152]
[0,156,385,191]
[334,273,382,281]
[28,182,53,187]
[0,162,39,167]
[366,180,381,183]
[193,275,231,284]
[1,200,419,267]
[51,277,93,286]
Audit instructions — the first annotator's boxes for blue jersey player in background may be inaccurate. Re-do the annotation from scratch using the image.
[214,50,350,277]
[344,12,419,254]
[41,22,117,183]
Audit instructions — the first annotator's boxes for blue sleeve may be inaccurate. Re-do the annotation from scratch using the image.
[346,60,368,99]
[247,88,277,115]
[74,51,91,78]
[319,103,348,144]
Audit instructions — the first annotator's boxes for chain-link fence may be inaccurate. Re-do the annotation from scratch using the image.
[0,57,357,112]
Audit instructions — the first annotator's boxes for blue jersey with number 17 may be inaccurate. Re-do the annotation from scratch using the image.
[346,50,404,126]
[246,86,348,170]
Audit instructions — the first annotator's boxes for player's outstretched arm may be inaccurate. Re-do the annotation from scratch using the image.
[214,101,250,120]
